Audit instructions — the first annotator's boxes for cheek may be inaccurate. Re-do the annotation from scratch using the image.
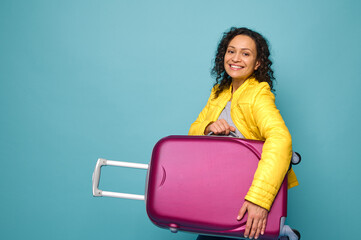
[248,58,258,68]
[223,58,229,67]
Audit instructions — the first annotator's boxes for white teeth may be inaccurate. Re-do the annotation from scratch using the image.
[231,65,243,69]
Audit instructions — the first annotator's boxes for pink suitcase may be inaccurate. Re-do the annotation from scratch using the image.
[92,135,298,240]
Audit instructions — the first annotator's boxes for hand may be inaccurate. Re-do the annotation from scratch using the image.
[204,119,236,135]
[237,200,268,239]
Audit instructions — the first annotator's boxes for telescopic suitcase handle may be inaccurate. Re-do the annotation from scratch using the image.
[92,158,149,200]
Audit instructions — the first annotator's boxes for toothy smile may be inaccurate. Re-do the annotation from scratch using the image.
[230,65,244,70]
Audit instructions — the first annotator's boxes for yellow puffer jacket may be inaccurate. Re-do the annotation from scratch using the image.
[188,77,298,211]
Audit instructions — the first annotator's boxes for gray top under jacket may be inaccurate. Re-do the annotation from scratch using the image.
[217,101,244,138]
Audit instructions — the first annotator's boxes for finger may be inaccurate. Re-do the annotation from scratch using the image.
[230,126,236,132]
[224,124,232,135]
[219,123,227,134]
[213,121,225,134]
[219,119,227,125]
[237,202,247,221]
[254,218,263,239]
[219,119,231,135]
[249,218,259,239]
[210,123,221,134]
[219,119,230,129]
[220,119,231,134]
[261,218,267,235]
[244,216,253,239]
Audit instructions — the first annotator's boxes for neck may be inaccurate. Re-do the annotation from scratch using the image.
[232,79,246,94]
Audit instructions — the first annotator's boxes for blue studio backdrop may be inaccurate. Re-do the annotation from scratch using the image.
[1,0,361,239]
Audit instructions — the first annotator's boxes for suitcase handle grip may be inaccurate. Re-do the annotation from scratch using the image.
[92,158,149,200]
[208,131,238,138]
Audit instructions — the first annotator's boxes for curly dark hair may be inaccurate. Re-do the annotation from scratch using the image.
[211,27,275,98]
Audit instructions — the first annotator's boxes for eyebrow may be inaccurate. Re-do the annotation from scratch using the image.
[227,46,254,52]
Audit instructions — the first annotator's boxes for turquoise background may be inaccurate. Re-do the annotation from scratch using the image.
[1,0,360,239]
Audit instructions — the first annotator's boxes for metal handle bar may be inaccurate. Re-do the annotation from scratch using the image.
[92,158,149,200]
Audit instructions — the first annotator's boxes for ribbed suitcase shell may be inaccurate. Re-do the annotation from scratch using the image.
[146,135,287,240]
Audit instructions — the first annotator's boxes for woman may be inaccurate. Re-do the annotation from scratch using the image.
[189,27,298,240]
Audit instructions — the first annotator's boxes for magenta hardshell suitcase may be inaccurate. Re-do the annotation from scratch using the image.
[92,135,290,240]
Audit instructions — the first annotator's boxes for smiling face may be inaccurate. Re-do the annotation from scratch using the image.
[224,35,260,83]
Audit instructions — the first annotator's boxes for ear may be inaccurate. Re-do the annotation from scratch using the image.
[254,60,261,70]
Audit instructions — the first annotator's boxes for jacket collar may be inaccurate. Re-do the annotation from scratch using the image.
[215,77,256,104]
[227,77,256,95]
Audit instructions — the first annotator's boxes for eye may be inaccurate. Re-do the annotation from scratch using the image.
[243,52,250,56]
[227,50,234,54]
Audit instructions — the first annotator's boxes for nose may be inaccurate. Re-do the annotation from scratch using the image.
[232,52,242,62]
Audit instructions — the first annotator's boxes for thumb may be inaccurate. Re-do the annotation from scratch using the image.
[237,201,248,221]
[230,126,236,132]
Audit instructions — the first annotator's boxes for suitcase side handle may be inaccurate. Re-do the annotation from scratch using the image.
[92,158,149,200]
[208,131,238,137]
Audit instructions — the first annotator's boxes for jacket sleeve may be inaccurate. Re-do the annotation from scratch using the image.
[244,84,292,211]
[188,90,215,135]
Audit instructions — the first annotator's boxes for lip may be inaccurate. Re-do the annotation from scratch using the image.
[229,64,244,70]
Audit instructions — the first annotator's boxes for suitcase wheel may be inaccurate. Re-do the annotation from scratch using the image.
[291,152,301,165]
[293,229,301,239]
[279,229,301,240]
[169,223,179,233]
